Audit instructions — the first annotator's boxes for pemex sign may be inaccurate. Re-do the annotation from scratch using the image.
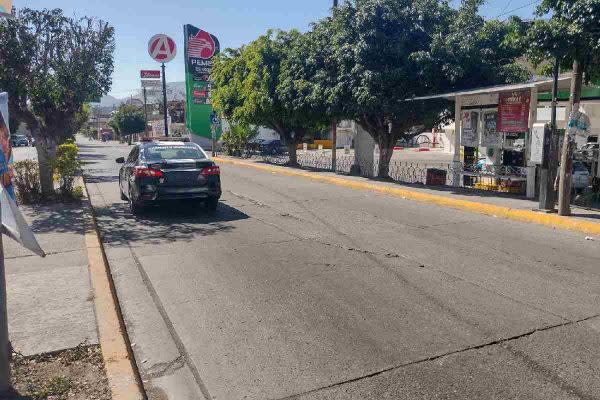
[184,24,220,143]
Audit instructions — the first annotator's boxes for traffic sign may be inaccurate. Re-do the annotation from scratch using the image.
[141,70,161,79]
[141,80,161,88]
[148,34,177,63]
[210,111,220,125]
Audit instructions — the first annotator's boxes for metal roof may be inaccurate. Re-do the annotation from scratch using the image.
[411,76,574,101]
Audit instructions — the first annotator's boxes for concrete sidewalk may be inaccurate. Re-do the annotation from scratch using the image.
[5,201,98,356]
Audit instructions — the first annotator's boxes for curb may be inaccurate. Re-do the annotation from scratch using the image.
[80,177,146,400]
[214,157,600,237]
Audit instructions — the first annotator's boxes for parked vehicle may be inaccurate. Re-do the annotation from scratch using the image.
[10,135,29,147]
[258,139,286,155]
[116,139,221,215]
[572,161,591,193]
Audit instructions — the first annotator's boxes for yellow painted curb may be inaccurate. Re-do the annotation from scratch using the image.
[214,157,600,237]
[81,178,145,400]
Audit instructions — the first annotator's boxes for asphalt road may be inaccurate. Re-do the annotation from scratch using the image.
[80,139,600,400]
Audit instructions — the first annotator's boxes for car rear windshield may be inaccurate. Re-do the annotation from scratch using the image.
[143,145,206,161]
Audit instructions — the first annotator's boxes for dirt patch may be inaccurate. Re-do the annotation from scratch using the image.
[6,344,110,400]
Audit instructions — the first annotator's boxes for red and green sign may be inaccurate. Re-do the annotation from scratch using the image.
[184,24,221,141]
[498,90,531,133]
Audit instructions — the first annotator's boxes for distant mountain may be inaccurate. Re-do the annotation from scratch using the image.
[97,82,187,109]
[97,95,123,108]
[139,81,187,103]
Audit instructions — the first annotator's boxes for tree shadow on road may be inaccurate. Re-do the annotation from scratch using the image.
[79,152,107,160]
[94,201,249,246]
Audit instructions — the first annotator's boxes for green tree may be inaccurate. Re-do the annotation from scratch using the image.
[73,103,91,135]
[107,117,120,139]
[524,0,600,214]
[221,122,259,156]
[0,8,115,195]
[212,31,325,165]
[309,0,528,177]
[113,104,146,138]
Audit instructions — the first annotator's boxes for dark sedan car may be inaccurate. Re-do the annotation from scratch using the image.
[10,135,29,147]
[249,139,286,155]
[117,140,221,215]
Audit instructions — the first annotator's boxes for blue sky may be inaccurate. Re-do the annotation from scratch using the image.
[19,0,540,98]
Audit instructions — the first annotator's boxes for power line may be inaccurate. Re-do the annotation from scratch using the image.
[496,0,542,20]
[500,0,515,15]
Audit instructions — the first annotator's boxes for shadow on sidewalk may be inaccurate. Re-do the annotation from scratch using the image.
[94,201,249,246]
[28,203,86,235]
[2,392,35,399]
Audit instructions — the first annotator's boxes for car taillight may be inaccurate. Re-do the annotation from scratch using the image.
[133,166,163,178]
[201,166,220,176]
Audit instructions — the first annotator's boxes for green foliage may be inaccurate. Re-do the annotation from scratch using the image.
[525,0,600,81]
[212,30,325,164]
[107,117,120,137]
[13,160,41,204]
[221,122,259,156]
[0,8,115,194]
[52,141,82,198]
[314,0,529,176]
[211,0,530,176]
[113,104,146,136]
[73,104,91,135]
[25,375,72,399]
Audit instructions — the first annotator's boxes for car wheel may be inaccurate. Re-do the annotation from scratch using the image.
[129,189,144,215]
[205,196,219,212]
[120,184,128,201]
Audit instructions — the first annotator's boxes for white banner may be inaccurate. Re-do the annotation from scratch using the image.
[1,185,45,257]
[461,111,480,147]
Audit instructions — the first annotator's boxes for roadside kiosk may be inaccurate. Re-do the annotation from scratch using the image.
[414,76,579,198]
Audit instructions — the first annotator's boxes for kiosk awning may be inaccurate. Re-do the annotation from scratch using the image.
[412,76,574,101]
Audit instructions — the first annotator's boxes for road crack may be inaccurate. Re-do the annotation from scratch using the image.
[145,355,186,379]
[278,313,600,400]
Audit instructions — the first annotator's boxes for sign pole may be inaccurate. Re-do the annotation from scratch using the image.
[211,125,217,157]
[161,63,169,137]
[0,203,11,394]
[210,111,218,157]
[143,87,148,136]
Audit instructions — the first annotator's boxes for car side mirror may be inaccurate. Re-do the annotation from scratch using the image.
[116,157,125,164]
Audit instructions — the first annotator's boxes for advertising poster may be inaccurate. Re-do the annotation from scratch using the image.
[0,93,14,199]
[461,111,479,147]
[481,111,500,147]
[498,90,531,133]
[184,25,221,142]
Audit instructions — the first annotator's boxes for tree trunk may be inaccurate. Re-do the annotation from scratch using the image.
[377,132,394,178]
[558,55,584,216]
[34,132,58,197]
[287,142,298,166]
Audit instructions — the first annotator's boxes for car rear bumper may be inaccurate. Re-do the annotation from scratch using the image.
[138,185,221,202]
